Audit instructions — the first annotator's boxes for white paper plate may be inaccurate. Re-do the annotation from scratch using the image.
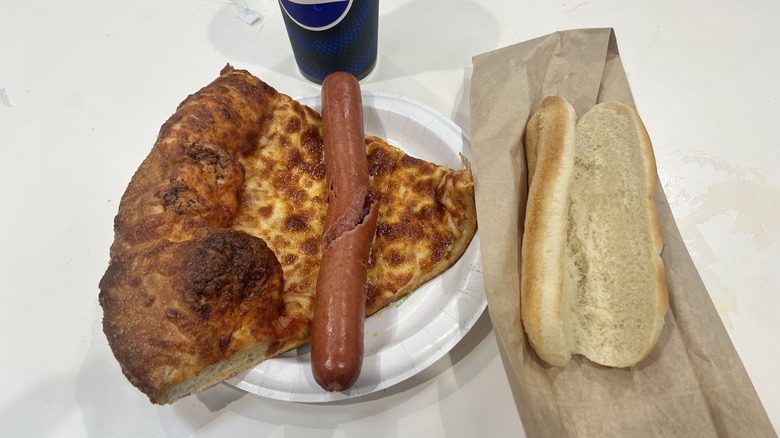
[226,92,485,402]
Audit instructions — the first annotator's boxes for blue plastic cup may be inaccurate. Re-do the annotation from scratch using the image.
[278,0,379,84]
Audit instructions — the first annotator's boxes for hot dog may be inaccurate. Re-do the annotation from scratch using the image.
[311,71,378,391]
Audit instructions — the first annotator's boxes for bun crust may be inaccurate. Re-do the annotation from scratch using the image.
[521,96,578,367]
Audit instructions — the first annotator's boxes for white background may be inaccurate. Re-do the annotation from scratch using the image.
[1,0,778,436]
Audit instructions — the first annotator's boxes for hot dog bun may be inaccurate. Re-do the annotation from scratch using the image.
[521,96,668,368]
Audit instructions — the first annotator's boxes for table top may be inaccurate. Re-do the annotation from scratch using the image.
[1,0,778,436]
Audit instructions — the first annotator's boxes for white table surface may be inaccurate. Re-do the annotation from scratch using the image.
[1,0,778,436]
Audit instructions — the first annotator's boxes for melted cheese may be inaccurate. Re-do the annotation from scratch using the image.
[232,95,477,328]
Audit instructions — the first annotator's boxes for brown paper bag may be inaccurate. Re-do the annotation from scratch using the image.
[469,28,775,437]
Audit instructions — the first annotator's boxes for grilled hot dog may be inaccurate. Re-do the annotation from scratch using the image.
[311,72,378,391]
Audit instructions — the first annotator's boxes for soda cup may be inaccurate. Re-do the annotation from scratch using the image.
[278,0,379,84]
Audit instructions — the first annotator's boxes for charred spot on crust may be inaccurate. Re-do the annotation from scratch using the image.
[154,142,244,226]
[157,178,204,215]
[179,229,284,322]
[155,142,244,210]
[183,142,238,181]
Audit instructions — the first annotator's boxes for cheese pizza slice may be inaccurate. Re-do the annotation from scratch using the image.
[99,65,477,404]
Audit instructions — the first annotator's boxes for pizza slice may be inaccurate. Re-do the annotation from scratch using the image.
[98,65,477,404]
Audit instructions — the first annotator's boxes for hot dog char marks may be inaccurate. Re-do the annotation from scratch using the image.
[311,72,378,391]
